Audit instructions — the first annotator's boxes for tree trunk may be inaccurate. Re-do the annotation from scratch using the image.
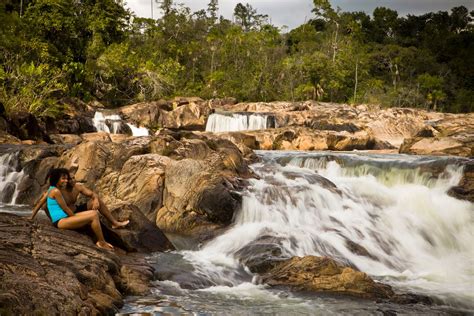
[353,59,358,104]
[332,22,339,63]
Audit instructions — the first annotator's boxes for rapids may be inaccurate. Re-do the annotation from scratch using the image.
[123,151,473,315]
[1,148,471,314]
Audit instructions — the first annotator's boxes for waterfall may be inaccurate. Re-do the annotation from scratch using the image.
[181,151,474,308]
[92,112,121,133]
[0,152,27,204]
[205,113,275,132]
[126,123,149,136]
[92,111,149,136]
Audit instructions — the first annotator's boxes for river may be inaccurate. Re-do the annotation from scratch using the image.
[120,150,473,315]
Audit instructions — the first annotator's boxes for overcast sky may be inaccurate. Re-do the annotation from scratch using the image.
[125,0,474,30]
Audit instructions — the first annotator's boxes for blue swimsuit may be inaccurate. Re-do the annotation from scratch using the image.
[47,186,68,226]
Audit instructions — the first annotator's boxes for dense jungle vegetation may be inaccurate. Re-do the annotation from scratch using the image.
[1,0,473,116]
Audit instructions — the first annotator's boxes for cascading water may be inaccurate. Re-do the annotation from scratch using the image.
[92,111,149,136]
[126,123,150,137]
[0,151,31,216]
[0,152,26,204]
[205,113,274,132]
[123,151,473,315]
[92,112,122,134]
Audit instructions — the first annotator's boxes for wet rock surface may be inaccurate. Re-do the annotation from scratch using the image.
[235,235,290,274]
[0,213,160,315]
[448,161,474,203]
[259,255,432,305]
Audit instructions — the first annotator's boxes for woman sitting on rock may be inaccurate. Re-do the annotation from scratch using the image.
[30,168,114,250]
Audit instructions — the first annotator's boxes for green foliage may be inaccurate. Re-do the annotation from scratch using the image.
[0,0,472,114]
[0,63,67,117]
[94,42,183,104]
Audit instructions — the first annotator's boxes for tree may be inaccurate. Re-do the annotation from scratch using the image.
[450,6,471,33]
[312,0,340,62]
[207,0,218,23]
[233,3,268,32]
[158,0,173,16]
[371,7,398,43]
[417,73,446,111]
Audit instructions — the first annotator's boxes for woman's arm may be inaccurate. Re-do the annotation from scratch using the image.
[30,191,47,220]
[51,189,75,217]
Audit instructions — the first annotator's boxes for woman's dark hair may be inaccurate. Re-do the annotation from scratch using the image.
[48,168,70,187]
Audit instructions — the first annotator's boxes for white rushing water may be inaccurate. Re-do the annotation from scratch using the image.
[179,151,474,309]
[92,111,149,136]
[0,152,27,205]
[205,113,273,132]
[126,123,150,136]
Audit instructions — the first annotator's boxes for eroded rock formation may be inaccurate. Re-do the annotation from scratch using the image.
[0,213,166,314]
[3,129,253,241]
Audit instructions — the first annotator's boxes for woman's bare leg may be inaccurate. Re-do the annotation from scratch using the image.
[88,199,129,229]
[57,211,113,250]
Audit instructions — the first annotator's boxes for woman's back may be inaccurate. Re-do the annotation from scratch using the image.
[47,186,68,223]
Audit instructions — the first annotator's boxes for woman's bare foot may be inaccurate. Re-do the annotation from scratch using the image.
[112,220,130,229]
[96,241,114,250]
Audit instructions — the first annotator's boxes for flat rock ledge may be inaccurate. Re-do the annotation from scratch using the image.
[0,213,157,315]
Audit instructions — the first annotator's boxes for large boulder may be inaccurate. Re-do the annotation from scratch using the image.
[49,133,83,145]
[150,133,251,239]
[399,113,474,157]
[0,213,155,315]
[99,154,171,218]
[260,255,394,299]
[45,115,96,135]
[235,235,290,274]
[159,101,212,130]
[204,132,258,161]
[102,203,175,252]
[259,255,432,305]
[118,101,171,127]
[157,157,243,238]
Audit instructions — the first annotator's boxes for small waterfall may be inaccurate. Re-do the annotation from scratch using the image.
[205,113,275,132]
[92,112,121,133]
[126,123,149,136]
[92,111,149,136]
[0,152,27,204]
[180,151,474,308]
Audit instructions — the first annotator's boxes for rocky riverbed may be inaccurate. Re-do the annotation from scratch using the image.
[0,98,472,314]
